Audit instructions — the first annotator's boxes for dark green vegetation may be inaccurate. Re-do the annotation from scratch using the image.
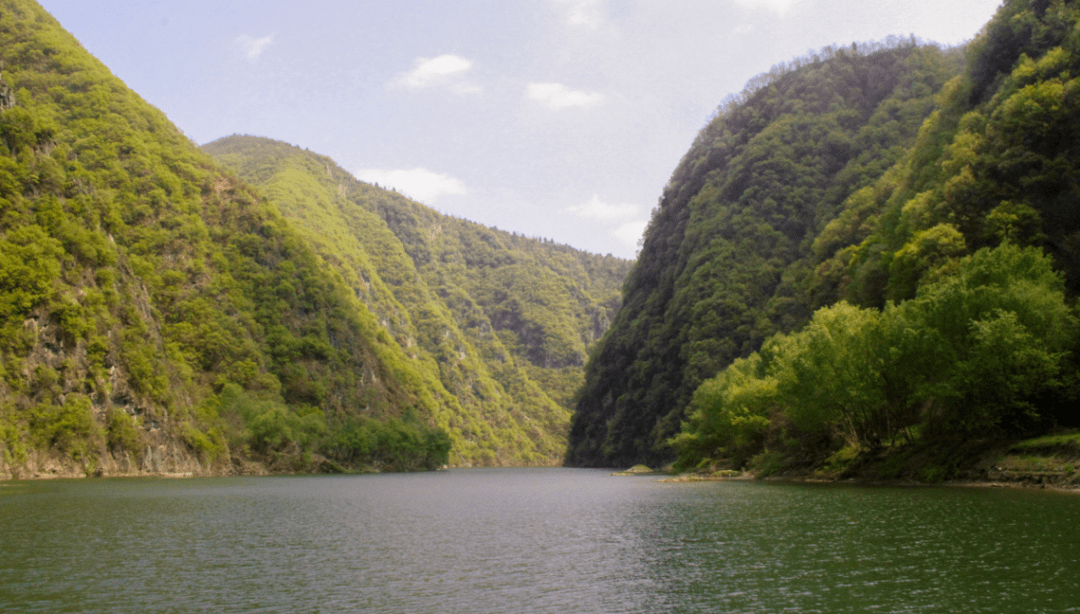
[0,0,629,477]
[570,0,1080,479]
[204,135,630,466]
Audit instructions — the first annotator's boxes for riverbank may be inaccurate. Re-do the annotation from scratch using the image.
[656,431,1080,492]
[661,470,1080,493]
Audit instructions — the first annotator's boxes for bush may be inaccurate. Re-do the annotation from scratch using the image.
[180,422,227,464]
[28,395,101,461]
[105,407,141,456]
[330,415,451,472]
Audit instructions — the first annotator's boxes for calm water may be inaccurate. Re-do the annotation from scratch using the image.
[1,469,1078,613]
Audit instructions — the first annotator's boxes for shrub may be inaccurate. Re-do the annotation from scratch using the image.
[105,407,141,456]
[28,395,102,461]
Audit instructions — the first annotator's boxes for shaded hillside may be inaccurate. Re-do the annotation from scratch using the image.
[204,136,633,465]
[0,0,453,477]
[568,39,965,468]
[608,0,1080,479]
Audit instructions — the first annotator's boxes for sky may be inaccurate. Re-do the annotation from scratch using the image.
[38,0,1003,259]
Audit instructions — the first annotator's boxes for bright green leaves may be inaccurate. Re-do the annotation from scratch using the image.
[901,243,1074,436]
[0,224,62,325]
[848,1,1080,300]
[985,201,1044,244]
[671,352,777,470]
[572,42,960,467]
[0,105,53,155]
[675,244,1075,470]
[780,302,890,444]
[888,223,966,300]
[26,394,101,462]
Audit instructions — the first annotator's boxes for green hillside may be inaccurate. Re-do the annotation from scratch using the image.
[0,0,629,477]
[204,136,631,466]
[568,38,964,467]
[0,0,461,477]
[572,0,1080,478]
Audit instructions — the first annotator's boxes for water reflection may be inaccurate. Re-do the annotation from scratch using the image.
[1,471,1078,613]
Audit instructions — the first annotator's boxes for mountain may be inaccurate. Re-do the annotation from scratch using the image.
[567,38,964,467]
[0,0,629,477]
[203,135,631,466]
[571,0,1080,475]
[0,0,457,477]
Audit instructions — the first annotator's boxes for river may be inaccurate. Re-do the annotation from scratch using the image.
[1,468,1077,613]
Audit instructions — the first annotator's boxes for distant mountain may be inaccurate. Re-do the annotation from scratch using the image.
[0,0,630,478]
[203,135,631,466]
[570,0,1080,475]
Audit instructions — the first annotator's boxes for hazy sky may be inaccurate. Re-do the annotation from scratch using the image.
[38,0,1002,259]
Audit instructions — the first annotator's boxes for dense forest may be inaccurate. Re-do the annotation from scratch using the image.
[569,0,1080,479]
[0,0,629,478]
[5,0,1079,481]
[204,136,631,466]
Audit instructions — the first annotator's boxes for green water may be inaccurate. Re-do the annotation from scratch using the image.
[1,469,1077,613]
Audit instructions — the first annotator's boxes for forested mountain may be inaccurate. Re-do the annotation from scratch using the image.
[568,38,964,467]
[0,0,629,477]
[203,135,631,465]
[0,0,452,477]
[570,0,1080,476]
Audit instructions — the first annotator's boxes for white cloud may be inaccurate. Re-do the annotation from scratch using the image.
[355,167,467,203]
[236,34,274,60]
[392,54,480,93]
[613,220,648,249]
[527,83,604,110]
[553,0,604,28]
[732,0,804,16]
[564,194,639,221]
[565,195,647,249]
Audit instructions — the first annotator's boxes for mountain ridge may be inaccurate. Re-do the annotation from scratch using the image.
[571,0,1080,477]
[0,0,629,478]
[204,134,632,466]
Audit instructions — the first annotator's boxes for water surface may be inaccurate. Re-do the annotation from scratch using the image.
[1,469,1077,613]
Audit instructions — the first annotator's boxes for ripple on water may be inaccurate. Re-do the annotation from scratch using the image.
[1,471,1078,613]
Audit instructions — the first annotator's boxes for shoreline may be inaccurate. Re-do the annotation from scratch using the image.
[658,470,1080,493]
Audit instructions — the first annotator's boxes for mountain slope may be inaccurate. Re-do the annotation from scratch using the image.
[0,0,453,476]
[204,135,632,466]
[578,0,1080,475]
[567,40,965,467]
[839,0,1080,304]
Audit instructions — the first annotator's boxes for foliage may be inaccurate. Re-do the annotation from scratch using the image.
[27,395,101,461]
[669,352,775,469]
[843,0,1080,300]
[574,0,1080,471]
[674,244,1076,473]
[104,407,141,457]
[570,39,964,467]
[204,135,631,466]
[328,413,451,472]
[0,0,477,473]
